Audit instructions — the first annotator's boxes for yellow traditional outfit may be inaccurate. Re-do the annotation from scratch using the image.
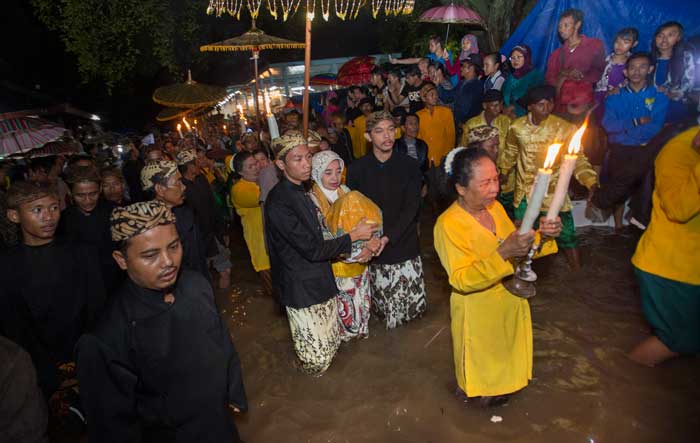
[631,127,700,353]
[461,112,514,193]
[502,114,597,248]
[416,105,456,164]
[230,179,270,272]
[348,115,370,159]
[434,201,556,397]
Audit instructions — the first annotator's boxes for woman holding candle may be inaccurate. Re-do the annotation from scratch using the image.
[230,151,272,297]
[434,147,561,407]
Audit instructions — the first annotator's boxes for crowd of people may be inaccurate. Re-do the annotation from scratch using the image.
[0,7,698,442]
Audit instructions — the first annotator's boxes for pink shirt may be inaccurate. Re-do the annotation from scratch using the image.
[545,35,606,105]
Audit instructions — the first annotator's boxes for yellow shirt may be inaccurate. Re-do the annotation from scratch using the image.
[632,127,700,285]
[202,167,216,184]
[502,114,597,212]
[462,112,514,193]
[348,115,370,159]
[434,201,556,397]
[416,105,456,164]
[231,179,270,272]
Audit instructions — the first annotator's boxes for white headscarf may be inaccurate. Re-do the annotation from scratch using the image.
[311,150,345,203]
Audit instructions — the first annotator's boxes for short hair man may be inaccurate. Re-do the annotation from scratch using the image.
[348,97,375,159]
[76,201,247,442]
[394,113,429,175]
[501,85,598,269]
[61,165,124,295]
[264,134,377,373]
[0,181,105,423]
[545,8,606,113]
[141,160,209,278]
[403,65,426,114]
[440,54,484,135]
[176,149,232,288]
[100,166,129,206]
[416,83,456,165]
[347,112,427,329]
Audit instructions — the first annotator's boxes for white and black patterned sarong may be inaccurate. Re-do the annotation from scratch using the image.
[286,297,341,375]
[369,255,427,329]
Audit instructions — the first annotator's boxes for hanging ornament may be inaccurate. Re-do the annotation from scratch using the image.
[371,0,383,18]
[335,0,350,20]
[266,0,278,19]
[306,0,316,20]
[321,0,331,20]
[246,0,263,18]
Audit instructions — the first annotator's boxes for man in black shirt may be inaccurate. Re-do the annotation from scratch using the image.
[402,65,426,114]
[265,134,377,374]
[76,201,247,442]
[177,149,232,288]
[347,111,427,329]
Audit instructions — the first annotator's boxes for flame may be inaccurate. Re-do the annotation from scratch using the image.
[236,104,244,115]
[176,123,181,131]
[194,119,198,125]
[543,143,562,169]
[223,124,227,131]
[567,119,588,155]
[264,89,272,115]
[182,117,191,131]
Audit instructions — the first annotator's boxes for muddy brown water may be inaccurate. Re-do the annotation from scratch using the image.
[219,216,698,443]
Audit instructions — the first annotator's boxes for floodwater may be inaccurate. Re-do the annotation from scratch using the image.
[221,216,699,443]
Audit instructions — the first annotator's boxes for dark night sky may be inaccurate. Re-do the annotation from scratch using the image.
[1,0,395,131]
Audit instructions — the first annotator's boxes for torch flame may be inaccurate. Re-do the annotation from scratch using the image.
[182,117,191,131]
[543,143,562,169]
[176,123,181,131]
[264,89,272,115]
[567,119,588,155]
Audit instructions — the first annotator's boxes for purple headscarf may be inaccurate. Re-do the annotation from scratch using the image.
[459,34,479,61]
[510,44,534,79]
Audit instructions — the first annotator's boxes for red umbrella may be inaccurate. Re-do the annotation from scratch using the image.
[336,56,376,87]
[419,3,486,41]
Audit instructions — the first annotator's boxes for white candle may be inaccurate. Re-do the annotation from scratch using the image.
[182,117,192,133]
[176,123,183,139]
[546,122,587,221]
[264,89,280,139]
[519,143,562,234]
[236,105,247,133]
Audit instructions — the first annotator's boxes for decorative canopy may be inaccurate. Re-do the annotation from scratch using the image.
[419,3,486,27]
[200,25,305,52]
[152,70,228,108]
[336,56,376,86]
[156,107,197,122]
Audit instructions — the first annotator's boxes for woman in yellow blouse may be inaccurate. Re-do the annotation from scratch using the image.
[230,151,272,296]
[434,147,561,407]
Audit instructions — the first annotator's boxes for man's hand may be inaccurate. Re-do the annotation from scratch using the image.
[538,216,562,238]
[569,69,584,80]
[355,247,374,263]
[375,236,389,257]
[228,404,240,413]
[349,218,379,242]
[638,116,652,125]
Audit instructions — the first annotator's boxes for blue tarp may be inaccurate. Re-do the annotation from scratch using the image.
[502,0,700,71]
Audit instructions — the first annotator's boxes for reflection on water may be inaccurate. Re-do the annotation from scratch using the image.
[220,222,698,443]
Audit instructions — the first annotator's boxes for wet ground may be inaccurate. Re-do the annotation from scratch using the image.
[221,213,699,443]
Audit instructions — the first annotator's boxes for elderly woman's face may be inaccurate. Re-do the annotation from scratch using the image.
[320,159,342,191]
[240,156,260,182]
[457,157,500,208]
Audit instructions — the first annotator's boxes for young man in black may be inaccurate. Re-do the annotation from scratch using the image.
[402,65,426,114]
[76,200,247,442]
[347,111,427,329]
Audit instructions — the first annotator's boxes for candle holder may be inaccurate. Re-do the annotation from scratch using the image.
[504,242,541,299]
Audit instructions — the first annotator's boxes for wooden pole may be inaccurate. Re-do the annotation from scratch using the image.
[252,50,261,132]
[302,15,312,138]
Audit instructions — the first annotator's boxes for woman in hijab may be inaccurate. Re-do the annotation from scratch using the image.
[445,34,481,77]
[502,44,544,118]
[308,150,381,340]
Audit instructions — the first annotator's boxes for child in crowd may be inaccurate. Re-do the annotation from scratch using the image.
[594,28,639,122]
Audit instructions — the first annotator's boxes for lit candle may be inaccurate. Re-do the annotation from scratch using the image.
[176,123,183,139]
[223,124,227,132]
[264,90,280,140]
[519,143,562,234]
[546,121,587,221]
[236,104,247,133]
[182,117,192,133]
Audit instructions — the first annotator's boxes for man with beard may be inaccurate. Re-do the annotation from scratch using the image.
[141,160,209,278]
[60,164,124,295]
[264,134,377,374]
[76,201,247,442]
[347,111,427,329]
[0,181,105,428]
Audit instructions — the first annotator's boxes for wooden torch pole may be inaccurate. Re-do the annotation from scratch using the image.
[302,15,312,138]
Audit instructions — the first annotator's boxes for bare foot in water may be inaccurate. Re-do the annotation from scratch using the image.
[628,335,679,367]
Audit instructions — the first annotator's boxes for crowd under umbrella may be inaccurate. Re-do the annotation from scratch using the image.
[152,70,228,109]
[419,2,487,43]
[205,0,415,137]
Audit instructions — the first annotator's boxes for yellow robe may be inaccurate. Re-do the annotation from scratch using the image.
[231,179,270,272]
[434,201,557,397]
[502,113,597,212]
[348,115,370,159]
[461,112,514,193]
[416,105,456,164]
[632,126,700,285]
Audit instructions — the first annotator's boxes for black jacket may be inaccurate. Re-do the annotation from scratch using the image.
[173,205,210,279]
[183,174,225,257]
[393,137,429,175]
[76,270,246,443]
[264,178,351,309]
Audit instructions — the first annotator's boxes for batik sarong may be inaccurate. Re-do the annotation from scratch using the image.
[286,297,341,375]
[369,256,427,329]
[336,268,372,341]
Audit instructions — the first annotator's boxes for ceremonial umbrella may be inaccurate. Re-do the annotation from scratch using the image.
[336,57,376,86]
[156,106,198,122]
[152,70,228,108]
[0,116,65,155]
[201,23,305,129]
[419,2,486,42]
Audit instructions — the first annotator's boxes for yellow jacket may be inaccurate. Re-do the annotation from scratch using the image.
[348,115,370,159]
[231,179,270,272]
[462,112,514,193]
[632,127,700,285]
[502,114,597,212]
[416,105,456,164]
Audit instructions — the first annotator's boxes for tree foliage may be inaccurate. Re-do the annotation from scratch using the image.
[31,0,203,89]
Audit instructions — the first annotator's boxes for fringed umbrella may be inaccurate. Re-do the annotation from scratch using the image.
[0,117,65,155]
[201,22,305,130]
[152,70,228,108]
[156,107,197,122]
[336,56,376,86]
[419,3,486,42]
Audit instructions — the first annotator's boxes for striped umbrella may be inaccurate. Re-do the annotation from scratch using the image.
[0,117,65,155]
[419,3,486,41]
